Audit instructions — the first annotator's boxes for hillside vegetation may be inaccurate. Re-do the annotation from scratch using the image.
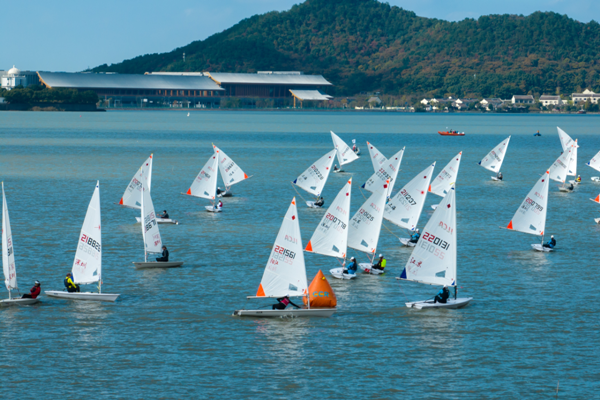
[91,0,600,98]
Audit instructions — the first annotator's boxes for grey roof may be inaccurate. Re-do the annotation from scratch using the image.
[512,95,534,99]
[540,95,561,100]
[38,72,223,91]
[368,96,382,103]
[290,90,332,101]
[207,72,332,86]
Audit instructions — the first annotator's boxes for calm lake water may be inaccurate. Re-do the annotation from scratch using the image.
[1,110,600,398]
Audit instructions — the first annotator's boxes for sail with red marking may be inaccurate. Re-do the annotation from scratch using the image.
[293,149,336,197]
[186,154,219,200]
[479,136,511,172]
[119,154,153,210]
[72,182,102,285]
[213,145,249,188]
[141,174,162,258]
[549,144,574,183]
[506,170,550,236]
[257,198,307,297]
[363,148,404,197]
[347,180,389,255]
[429,152,462,197]
[305,179,352,259]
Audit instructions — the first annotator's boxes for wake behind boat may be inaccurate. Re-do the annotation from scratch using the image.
[135,216,179,225]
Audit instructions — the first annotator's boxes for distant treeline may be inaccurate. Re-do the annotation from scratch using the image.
[0,85,98,104]
[90,0,600,98]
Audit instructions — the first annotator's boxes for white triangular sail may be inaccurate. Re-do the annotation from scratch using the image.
[479,136,511,172]
[256,198,307,298]
[305,179,352,259]
[400,187,457,287]
[141,175,163,259]
[367,141,387,172]
[293,149,336,197]
[557,127,574,151]
[331,131,359,166]
[186,154,219,200]
[2,183,17,291]
[506,170,550,236]
[429,152,462,197]
[587,149,600,173]
[347,180,389,255]
[213,145,249,188]
[549,145,574,183]
[119,154,152,210]
[72,182,102,285]
[363,148,404,197]
[384,162,436,230]
[567,140,577,177]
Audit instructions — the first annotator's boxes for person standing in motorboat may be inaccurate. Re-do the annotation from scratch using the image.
[344,257,358,276]
[159,210,169,219]
[543,235,556,249]
[156,245,169,262]
[497,172,503,181]
[272,295,301,310]
[64,272,80,293]
[434,286,450,304]
[409,229,420,244]
[21,280,41,299]
[314,197,325,207]
[372,254,386,271]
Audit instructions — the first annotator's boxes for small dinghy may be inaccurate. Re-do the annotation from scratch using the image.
[184,152,221,211]
[304,179,354,280]
[362,147,404,198]
[530,244,553,252]
[347,180,389,276]
[592,177,600,182]
[213,145,250,197]
[504,170,554,252]
[233,198,336,318]
[293,149,336,208]
[205,205,222,213]
[135,217,179,225]
[399,187,473,309]
[352,139,361,155]
[331,131,359,170]
[549,143,576,193]
[399,238,416,247]
[479,136,511,181]
[359,263,385,274]
[429,152,462,210]
[1,183,40,306]
[45,182,120,302]
[557,127,578,181]
[134,174,183,269]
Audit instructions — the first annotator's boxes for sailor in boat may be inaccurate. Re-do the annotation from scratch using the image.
[497,172,503,181]
[576,175,582,183]
[272,295,301,310]
[434,286,450,304]
[344,257,358,276]
[159,210,169,219]
[217,187,224,196]
[156,245,169,262]
[314,197,325,207]
[333,164,340,172]
[409,229,420,244]
[542,235,556,250]
[20,280,41,299]
[64,272,80,293]
[372,254,387,272]
[567,182,574,191]
[218,200,223,209]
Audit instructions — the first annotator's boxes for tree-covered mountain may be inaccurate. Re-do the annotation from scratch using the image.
[91,0,600,98]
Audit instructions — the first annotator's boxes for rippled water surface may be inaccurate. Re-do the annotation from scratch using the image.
[1,111,600,398]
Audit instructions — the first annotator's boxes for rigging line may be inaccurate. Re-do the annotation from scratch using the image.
[290,182,309,205]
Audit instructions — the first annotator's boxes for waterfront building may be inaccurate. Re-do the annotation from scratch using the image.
[1,66,40,90]
[539,95,561,107]
[511,95,534,104]
[572,89,600,104]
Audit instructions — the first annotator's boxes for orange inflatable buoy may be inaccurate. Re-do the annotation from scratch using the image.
[303,270,337,308]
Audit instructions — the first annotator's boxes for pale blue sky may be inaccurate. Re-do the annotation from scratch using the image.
[3,0,599,72]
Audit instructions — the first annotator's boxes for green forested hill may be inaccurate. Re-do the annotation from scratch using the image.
[91,0,600,98]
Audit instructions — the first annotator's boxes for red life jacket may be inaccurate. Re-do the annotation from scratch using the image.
[280,297,290,306]
[30,286,41,299]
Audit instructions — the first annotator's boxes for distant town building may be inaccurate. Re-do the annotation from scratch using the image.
[479,98,504,110]
[1,66,40,90]
[572,89,600,104]
[539,95,561,106]
[368,96,382,108]
[511,95,534,104]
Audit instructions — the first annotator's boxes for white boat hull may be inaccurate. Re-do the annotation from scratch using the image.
[132,261,184,269]
[217,190,232,198]
[306,201,323,209]
[491,176,503,181]
[329,267,357,280]
[406,297,473,309]
[233,308,336,317]
[205,206,222,213]
[399,238,416,247]
[359,263,385,275]
[44,291,119,302]
[595,218,600,224]
[333,169,345,174]
[591,177,600,182]
[0,297,40,306]
[135,217,179,225]
[531,244,554,252]
[431,204,438,210]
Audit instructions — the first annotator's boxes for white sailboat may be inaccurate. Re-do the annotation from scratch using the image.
[384,162,436,246]
[504,170,553,252]
[303,179,353,280]
[213,145,250,197]
[557,127,578,183]
[134,175,183,269]
[292,149,336,208]
[549,144,576,192]
[399,187,473,309]
[429,152,462,209]
[331,131,359,172]
[362,147,404,198]
[1,183,39,306]
[586,149,600,181]
[233,198,336,317]
[479,136,511,181]
[184,152,221,212]
[45,182,120,302]
[366,141,387,172]
[347,180,389,275]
